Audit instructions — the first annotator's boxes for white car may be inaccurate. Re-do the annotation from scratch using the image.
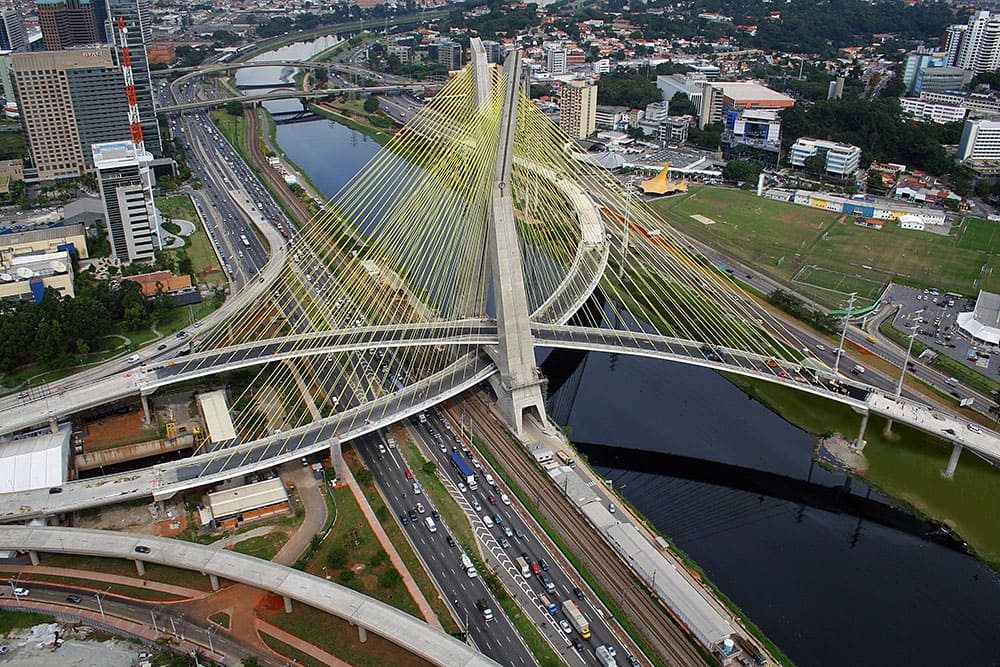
[501,493,511,506]
[815,343,826,351]
[457,482,467,493]
[559,619,572,634]
[13,587,28,597]
[126,354,141,364]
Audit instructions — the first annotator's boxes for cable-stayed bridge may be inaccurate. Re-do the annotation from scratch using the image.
[1,43,998,521]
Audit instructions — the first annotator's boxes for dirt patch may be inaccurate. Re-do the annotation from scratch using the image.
[818,433,869,474]
[690,213,717,225]
[258,593,286,612]
[76,500,183,534]
[82,410,157,452]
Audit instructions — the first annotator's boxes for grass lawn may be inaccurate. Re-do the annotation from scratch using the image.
[208,611,230,629]
[211,109,248,152]
[14,573,184,601]
[0,130,26,160]
[259,632,326,667]
[732,375,1000,570]
[231,531,289,561]
[157,193,225,289]
[650,187,1000,306]
[0,611,50,634]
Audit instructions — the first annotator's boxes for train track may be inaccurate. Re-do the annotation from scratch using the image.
[244,107,313,227]
[458,394,708,667]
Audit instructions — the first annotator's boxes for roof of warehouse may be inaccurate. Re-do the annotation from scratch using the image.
[197,389,237,443]
[207,477,288,519]
[0,426,69,493]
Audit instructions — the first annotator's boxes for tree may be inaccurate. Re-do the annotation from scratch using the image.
[327,546,348,568]
[355,468,373,485]
[803,154,827,176]
[241,658,259,667]
[530,83,555,98]
[378,568,401,589]
[363,96,380,113]
[596,70,662,109]
[667,91,696,117]
[421,460,437,476]
[225,100,245,117]
[867,170,884,192]
[721,160,761,184]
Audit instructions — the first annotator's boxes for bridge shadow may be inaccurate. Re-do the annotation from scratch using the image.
[575,440,966,552]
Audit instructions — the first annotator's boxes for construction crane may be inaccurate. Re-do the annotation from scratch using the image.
[115,15,144,154]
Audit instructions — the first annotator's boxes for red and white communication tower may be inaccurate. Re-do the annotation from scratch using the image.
[116,15,144,154]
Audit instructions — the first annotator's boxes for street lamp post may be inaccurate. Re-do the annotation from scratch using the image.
[94,586,111,619]
[833,292,858,374]
[895,321,919,400]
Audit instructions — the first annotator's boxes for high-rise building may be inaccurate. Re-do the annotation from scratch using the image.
[948,11,1000,74]
[559,80,597,139]
[789,137,862,176]
[106,0,161,157]
[546,47,567,75]
[428,40,463,70]
[481,40,502,64]
[37,0,100,50]
[912,66,971,95]
[959,117,1000,162]
[0,6,26,51]
[901,50,949,94]
[92,139,159,263]
[12,48,130,181]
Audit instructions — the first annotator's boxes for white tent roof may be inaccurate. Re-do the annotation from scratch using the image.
[197,390,238,443]
[0,427,70,493]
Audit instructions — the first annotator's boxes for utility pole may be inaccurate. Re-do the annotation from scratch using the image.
[833,292,857,375]
[94,586,111,619]
[894,320,918,400]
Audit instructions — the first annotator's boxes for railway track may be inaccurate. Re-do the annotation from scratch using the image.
[244,107,313,227]
[458,394,708,667]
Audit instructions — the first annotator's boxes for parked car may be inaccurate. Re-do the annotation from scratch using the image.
[65,595,81,604]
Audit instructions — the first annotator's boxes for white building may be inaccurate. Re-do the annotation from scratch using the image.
[899,97,968,124]
[546,47,567,75]
[0,425,70,493]
[958,117,1000,162]
[897,214,926,231]
[788,137,862,176]
[953,11,1000,74]
[92,140,160,264]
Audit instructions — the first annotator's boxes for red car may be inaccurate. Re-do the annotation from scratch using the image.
[404,469,413,480]
[488,495,497,505]
[530,562,541,575]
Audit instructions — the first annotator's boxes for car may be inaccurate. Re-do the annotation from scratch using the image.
[968,423,983,433]
[483,514,494,528]
[412,482,422,495]
[488,495,496,505]
[300,457,308,467]
[378,443,386,454]
[602,643,617,658]
[48,487,62,494]
[559,619,573,634]
[609,503,616,513]
[416,502,425,514]
[471,498,482,511]
[514,528,526,540]
[126,354,141,363]
[13,587,29,597]
[0,646,7,654]
[407,510,417,521]
[501,493,511,506]
[157,343,168,351]
[445,535,455,547]
[471,458,481,469]
[431,510,440,520]
[503,526,513,538]
[137,652,154,659]
[626,655,640,667]
[492,514,502,525]
[457,482,467,493]
[134,546,151,554]
[176,331,188,339]
[573,586,584,600]
[500,537,511,549]
[815,343,826,351]
[572,639,584,651]
[539,558,549,572]
[65,595,81,604]
[530,562,541,575]
[950,391,962,399]
[17,391,27,399]
[404,469,413,480]
[400,513,410,526]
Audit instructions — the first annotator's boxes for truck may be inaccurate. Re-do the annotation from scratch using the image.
[461,553,478,578]
[450,452,477,489]
[515,556,531,578]
[595,645,616,667]
[562,600,591,639]
[539,594,558,614]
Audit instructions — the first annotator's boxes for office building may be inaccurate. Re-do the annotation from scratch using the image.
[789,137,862,176]
[656,74,706,114]
[106,0,161,157]
[722,108,782,167]
[13,48,131,181]
[37,0,100,50]
[697,81,794,129]
[901,50,948,94]
[919,89,1000,118]
[912,66,971,95]
[429,40,463,70]
[949,10,1000,74]
[546,47,567,75]
[481,40,502,64]
[92,139,160,263]
[0,6,26,51]
[958,117,1000,162]
[559,80,597,139]
[899,97,967,124]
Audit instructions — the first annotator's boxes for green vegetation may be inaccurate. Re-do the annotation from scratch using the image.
[309,101,393,145]
[956,216,1000,253]
[41,554,215,591]
[794,266,884,301]
[731,376,1000,570]
[158,193,225,288]
[650,187,1000,307]
[259,632,325,667]
[231,531,289,561]
[208,611,231,629]
[596,70,663,109]
[0,610,55,633]
[0,130,26,160]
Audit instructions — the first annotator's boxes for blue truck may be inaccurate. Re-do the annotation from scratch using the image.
[450,452,477,489]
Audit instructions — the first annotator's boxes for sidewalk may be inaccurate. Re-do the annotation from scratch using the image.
[0,564,208,600]
[338,455,443,631]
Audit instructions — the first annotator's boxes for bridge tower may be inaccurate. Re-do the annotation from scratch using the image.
[474,43,549,436]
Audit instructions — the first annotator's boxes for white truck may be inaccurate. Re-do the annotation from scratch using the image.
[595,645,616,667]
[461,553,478,578]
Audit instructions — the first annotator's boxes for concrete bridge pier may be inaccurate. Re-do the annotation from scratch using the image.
[854,411,870,451]
[27,550,39,566]
[48,419,58,434]
[328,438,344,476]
[283,595,293,613]
[209,574,220,591]
[882,418,893,436]
[943,443,963,479]
[140,393,151,425]
[134,559,145,576]
[357,625,368,643]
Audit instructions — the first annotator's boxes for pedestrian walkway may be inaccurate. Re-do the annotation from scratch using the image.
[339,455,444,630]
[0,564,208,599]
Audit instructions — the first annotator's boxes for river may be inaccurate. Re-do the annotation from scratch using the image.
[242,39,1000,666]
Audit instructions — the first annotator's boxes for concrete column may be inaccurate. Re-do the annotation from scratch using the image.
[283,595,293,613]
[357,625,368,643]
[854,411,870,451]
[140,393,151,425]
[156,500,166,515]
[943,443,963,479]
[134,559,146,576]
[28,550,39,566]
[882,418,893,436]
[209,574,220,591]
[328,438,343,477]
[48,419,58,434]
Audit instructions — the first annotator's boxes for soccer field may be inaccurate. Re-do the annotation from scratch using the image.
[794,265,884,300]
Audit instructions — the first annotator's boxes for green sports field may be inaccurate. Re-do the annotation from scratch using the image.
[650,187,1000,307]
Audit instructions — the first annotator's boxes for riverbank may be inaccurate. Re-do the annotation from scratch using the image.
[730,374,1000,571]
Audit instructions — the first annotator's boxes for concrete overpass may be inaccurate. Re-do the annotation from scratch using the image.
[0,525,499,667]
[158,84,422,113]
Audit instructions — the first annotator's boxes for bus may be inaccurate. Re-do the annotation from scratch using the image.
[240,234,251,248]
[556,450,576,468]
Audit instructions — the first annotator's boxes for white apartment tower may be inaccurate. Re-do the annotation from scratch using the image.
[93,140,160,264]
[951,11,1000,74]
[546,47,567,75]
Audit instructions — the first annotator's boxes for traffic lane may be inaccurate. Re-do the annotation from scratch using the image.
[356,436,533,666]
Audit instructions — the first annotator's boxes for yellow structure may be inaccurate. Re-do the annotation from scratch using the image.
[640,162,688,195]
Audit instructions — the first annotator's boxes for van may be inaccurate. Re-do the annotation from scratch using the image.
[851,364,865,375]
[483,515,494,529]
[424,517,437,533]
[515,556,531,578]
[945,377,959,387]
